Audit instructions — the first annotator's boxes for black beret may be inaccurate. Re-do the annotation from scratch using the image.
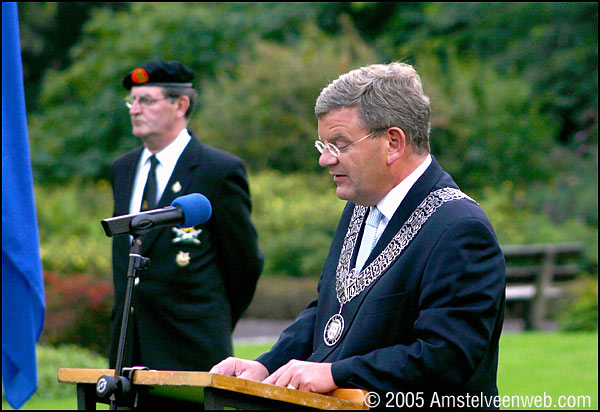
[123,60,195,90]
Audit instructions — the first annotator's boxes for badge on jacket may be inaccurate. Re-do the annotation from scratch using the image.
[172,181,182,193]
[172,227,202,245]
[175,251,191,267]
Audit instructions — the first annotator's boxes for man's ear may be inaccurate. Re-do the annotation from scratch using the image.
[176,96,190,119]
[387,127,406,165]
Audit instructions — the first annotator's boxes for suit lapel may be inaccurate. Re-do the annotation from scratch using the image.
[113,148,143,216]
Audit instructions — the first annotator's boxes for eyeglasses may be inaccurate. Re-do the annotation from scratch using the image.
[124,95,172,109]
[314,131,377,158]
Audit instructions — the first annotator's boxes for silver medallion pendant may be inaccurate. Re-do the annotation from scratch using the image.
[323,314,344,346]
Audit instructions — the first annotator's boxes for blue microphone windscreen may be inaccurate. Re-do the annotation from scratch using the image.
[171,193,212,227]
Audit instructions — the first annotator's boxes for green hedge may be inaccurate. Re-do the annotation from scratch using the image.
[245,275,319,319]
[1,345,107,402]
[40,272,112,354]
[35,180,113,276]
[477,181,598,272]
[35,172,597,280]
[33,171,598,350]
[34,171,347,280]
[250,171,345,278]
[558,277,599,332]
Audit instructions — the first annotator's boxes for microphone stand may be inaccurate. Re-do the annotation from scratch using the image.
[115,235,149,377]
[96,233,150,409]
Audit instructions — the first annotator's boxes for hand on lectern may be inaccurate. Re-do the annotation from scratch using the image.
[262,360,337,394]
[210,357,269,382]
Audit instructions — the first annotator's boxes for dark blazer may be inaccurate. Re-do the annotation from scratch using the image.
[108,135,263,372]
[257,157,505,408]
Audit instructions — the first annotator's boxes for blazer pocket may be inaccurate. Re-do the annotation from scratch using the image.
[363,292,407,315]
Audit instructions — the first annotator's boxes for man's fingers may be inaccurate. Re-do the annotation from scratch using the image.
[262,370,280,385]
[262,361,295,387]
[211,358,270,382]
[209,357,237,375]
[262,360,336,393]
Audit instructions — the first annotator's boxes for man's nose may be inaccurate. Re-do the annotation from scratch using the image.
[318,149,338,168]
[129,99,142,115]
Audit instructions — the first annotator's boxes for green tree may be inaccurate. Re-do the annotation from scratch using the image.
[194,19,377,173]
[18,2,128,111]
[27,3,356,183]
[415,49,559,191]
[27,3,597,188]
[395,3,597,148]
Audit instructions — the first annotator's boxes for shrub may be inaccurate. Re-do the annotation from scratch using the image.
[558,276,599,332]
[1,345,107,402]
[195,18,376,173]
[35,345,106,400]
[477,181,598,272]
[33,172,597,335]
[250,171,346,278]
[35,181,113,277]
[245,276,319,319]
[41,271,113,355]
[415,48,559,192]
[527,145,598,228]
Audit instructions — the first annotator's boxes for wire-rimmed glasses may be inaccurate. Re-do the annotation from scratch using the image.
[124,95,171,110]
[314,131,377,158]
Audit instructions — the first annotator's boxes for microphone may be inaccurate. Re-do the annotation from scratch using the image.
[101,193,212,237]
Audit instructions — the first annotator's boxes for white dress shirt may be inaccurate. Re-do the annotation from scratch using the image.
[129,129,192,214]
[359,154,432,254]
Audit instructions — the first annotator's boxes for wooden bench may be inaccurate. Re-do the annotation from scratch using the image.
[503,242,583,330]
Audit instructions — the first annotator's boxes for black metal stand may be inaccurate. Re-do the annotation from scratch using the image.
[96,235,150,409]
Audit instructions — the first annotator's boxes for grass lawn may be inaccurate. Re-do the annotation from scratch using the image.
[233,342,274,359]
[3,332,597,410]
[497,332,597,409]
[1,397,106,411]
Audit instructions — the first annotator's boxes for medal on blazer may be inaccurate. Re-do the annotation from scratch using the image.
[175,251,191,267]
[172,227,202,245]
[323,314,344,346]
[324,188,474,347]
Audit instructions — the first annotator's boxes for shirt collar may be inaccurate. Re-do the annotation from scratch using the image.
[376,154,432,221]
[139,129,191,169]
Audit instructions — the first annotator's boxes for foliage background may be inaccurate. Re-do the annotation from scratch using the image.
[16,2,598,353]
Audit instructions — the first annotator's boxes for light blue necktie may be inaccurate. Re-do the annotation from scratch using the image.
[355,207,384,274]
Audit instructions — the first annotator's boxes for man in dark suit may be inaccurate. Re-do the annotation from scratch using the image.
[108,60,263,373]
[211,63,505,409]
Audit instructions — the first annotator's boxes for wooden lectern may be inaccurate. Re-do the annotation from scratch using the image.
[58,368,368,410]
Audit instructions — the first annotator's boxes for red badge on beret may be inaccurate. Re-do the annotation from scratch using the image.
[131,68,150,85]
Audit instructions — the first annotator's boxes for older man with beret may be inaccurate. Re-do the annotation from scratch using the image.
[108,61,263,381]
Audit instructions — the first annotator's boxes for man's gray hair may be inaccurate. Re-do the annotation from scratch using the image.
[163,86,197,120]
[315,62,431,154]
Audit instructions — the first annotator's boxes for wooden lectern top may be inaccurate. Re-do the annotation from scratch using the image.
[58,368,368,410]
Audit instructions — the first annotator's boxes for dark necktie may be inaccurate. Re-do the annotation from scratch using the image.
[141,155,159,211]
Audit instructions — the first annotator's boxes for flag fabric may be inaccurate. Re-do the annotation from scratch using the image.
[2,2,46,409]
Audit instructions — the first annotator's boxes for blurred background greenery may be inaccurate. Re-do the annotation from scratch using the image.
[15,3,597,354]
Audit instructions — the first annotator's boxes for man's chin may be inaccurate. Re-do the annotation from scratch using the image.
[335,187,352,202]
[336,188,374,206]
[132,129,145,137]
[132,129,154,142]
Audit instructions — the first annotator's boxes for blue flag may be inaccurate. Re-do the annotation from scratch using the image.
[2,3,46,409]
